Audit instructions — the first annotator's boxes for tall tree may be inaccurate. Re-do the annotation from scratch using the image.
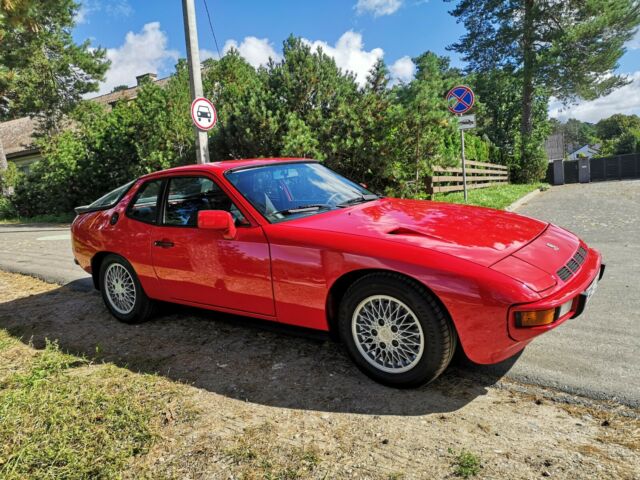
[0,0,108,196]
[0,0,108,129]
[448,0,640,182]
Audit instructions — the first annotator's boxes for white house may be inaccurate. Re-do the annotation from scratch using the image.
[568,144,601,160]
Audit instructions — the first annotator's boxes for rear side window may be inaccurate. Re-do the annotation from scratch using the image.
[88,181,135,209]
[127,180,163,224]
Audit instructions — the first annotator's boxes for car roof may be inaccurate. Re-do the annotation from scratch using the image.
[139,158,313,179]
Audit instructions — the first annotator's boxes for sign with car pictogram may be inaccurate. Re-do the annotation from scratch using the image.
[191,97,217,131]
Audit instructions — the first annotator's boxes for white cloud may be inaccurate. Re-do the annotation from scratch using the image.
[75,0,132,25]
[97,22,179,95]
[549,71,640,122]
[200,49,220,61]
[303,31,384,87]
[223,37,280,68]
[355,0,403,17]
[390,56,416,84]
[105,0,133,18]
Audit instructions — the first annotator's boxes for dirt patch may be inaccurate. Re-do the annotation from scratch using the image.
[0,270,638,479]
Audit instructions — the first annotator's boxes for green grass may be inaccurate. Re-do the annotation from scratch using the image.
[433,183,548,210]
[0,213,75,225]
[449,448,482,478]
[0,334,180,480]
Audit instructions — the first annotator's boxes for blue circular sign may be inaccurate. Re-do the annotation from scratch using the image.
[446,85,475,115]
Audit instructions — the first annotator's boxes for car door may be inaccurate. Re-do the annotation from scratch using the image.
[150,174,275,317]
[117,178,166,299]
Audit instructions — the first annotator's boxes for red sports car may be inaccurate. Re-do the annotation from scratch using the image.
[71,159,604,387]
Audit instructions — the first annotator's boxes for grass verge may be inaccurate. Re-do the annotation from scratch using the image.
[433,183,548,210]
[0,331,186,480]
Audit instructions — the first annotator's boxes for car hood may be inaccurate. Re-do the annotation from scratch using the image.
[287,198,548,267]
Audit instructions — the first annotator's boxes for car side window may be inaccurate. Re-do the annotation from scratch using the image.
[126,180,163,224]
[163,176,247,227]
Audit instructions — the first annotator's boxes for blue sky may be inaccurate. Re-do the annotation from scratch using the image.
[73,0,640,122]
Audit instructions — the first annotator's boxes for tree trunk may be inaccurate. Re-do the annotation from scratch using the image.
[519,0,535,176]
[0,138,10,197]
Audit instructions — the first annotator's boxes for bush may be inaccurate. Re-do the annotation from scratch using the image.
[0,196,16,219]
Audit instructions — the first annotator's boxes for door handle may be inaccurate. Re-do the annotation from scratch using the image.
[154,240,175,248]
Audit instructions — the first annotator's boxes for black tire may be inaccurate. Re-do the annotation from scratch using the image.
[98,254,155,324]
[338,272,457,388]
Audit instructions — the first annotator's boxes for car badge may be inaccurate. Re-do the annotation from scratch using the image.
[546,242,560,251]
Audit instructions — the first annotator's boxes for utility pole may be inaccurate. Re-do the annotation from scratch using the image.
[182,0,210,164]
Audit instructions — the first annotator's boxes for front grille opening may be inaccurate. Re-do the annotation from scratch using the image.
[556,246,587,281]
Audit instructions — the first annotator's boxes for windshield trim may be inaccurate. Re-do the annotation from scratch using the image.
[223,159,321,175]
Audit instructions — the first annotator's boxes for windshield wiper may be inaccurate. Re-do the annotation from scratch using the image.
[271,204,332,216]
[336,194,379,208]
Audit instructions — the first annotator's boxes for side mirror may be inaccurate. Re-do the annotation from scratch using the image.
[197,210,237,240]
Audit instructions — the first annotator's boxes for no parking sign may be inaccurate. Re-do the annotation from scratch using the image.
[446,86,475,115]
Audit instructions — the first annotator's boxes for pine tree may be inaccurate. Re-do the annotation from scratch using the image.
[448,0,640,182]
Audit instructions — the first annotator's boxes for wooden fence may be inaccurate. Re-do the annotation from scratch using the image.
[426,160,509,195]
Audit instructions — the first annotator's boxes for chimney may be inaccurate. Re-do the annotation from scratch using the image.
[136,73,158,86]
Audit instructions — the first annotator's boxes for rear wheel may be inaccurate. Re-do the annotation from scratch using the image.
[99,254,155,324]
[338,272,456,388]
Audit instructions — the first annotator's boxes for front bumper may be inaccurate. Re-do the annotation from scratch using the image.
[507,246,604,342]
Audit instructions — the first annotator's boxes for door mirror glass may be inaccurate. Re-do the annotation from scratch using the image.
[198,210,237,239]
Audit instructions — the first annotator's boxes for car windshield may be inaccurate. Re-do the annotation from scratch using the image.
[226,162,378,223]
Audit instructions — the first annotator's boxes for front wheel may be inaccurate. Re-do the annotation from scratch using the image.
[99,254,155,324]
[338,273,456,388]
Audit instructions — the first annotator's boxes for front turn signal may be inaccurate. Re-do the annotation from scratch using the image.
[516,308,556,327]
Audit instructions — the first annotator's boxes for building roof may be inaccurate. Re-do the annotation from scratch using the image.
[91,76,171,108]
[1,73,171,159]
[0,116,40,158]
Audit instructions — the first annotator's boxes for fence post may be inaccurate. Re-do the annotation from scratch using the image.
[578,158,590,183]
[425,176,433,197]
[552,159,565,185]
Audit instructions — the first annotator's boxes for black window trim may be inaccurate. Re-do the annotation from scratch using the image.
[125,178,166,226]
[157,174,250,229]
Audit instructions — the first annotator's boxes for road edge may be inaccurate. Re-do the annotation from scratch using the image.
[505,188,543,212]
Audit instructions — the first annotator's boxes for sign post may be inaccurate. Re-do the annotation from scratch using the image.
[446,86,475,202]
[182,0,210,164]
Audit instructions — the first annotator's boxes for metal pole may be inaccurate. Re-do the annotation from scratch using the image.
[182,0,210,164]
[461,128,468,202]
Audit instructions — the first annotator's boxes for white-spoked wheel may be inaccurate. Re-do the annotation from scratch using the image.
[104,263,137,315]
[351,294,425,374]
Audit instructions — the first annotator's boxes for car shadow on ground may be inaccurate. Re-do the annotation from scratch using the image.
[0,279,522,416]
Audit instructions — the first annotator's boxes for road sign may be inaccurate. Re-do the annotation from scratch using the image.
[457,114,476,130]
[446,85,475,115]
[191,97,217,131]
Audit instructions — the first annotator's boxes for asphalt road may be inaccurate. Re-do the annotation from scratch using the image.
[0,180,638,405]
